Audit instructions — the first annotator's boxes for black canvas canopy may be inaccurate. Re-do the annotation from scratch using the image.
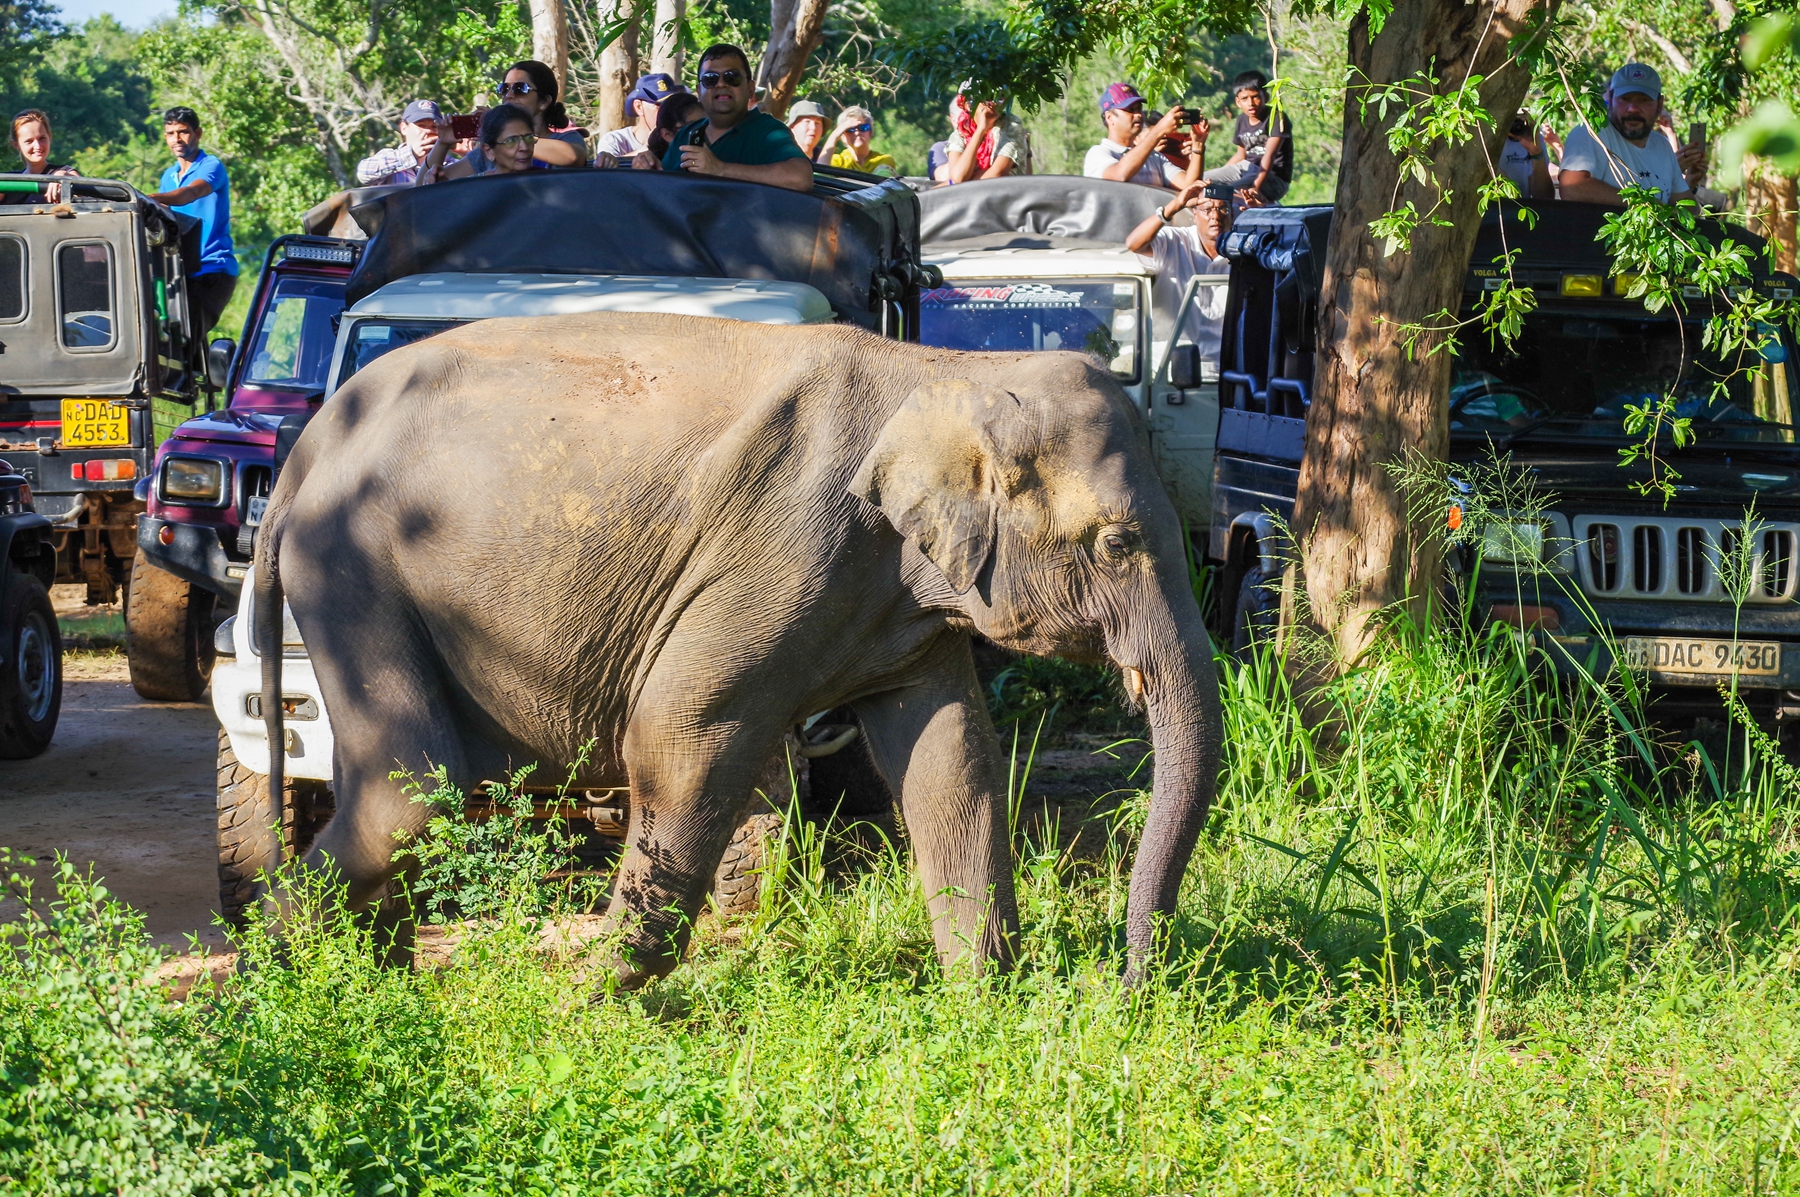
[917,175,1179,247]
[343,168,925,332]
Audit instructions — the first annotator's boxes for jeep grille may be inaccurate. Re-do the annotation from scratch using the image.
[1574,516,1799,602]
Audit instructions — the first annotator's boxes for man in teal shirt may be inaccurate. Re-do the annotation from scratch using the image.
[660,44,813,192]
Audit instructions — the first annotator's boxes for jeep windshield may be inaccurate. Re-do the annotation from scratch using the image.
[919,279,1140,382]
[1451,304,1797,445]
[243,275,346,394]
[335,319,461,390]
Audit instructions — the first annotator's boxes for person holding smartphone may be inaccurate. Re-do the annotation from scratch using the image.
[356,100,452,186]
[1557,63,1705,205]
[1497,109,1555,199]
[423,60,587,181]
[655,44,813,192]
[1083,83,1199,190]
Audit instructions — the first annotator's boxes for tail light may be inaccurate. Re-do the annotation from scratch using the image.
[72,459,137,482]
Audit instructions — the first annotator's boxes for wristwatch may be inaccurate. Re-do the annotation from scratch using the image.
[1157,206,1174,223]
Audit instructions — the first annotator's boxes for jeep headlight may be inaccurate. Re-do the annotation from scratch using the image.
[161,457,225,504]
[1481,520,1546,564]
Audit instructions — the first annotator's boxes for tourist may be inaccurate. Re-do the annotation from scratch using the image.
[1083,83,1196,189]
[825,106,898,177]
[1202,71,1292,205]
[656,44,814,191]
[4,109,76,205]
[1497,109,1554,199]
[425,60,586,179]
[597,73,684,161]
[1125,181,1233,362]
[1558,64,1705,205]
[355,100,451,186]
[146,106,237,337]
[939,94,1026,184]
[786,100,829,162]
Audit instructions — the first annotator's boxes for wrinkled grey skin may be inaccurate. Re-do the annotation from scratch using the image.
[255,311,1220,987]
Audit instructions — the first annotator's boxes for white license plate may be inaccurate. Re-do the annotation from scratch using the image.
[246,495,267,525]
[1620,636,1781,677]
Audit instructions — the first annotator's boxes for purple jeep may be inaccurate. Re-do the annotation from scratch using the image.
[130,235,360,699]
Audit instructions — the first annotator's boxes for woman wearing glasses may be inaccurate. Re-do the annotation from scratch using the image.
[824,106,897,177]
[420,59,586,181]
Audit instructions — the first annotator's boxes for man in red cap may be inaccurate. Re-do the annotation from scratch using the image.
[1082,82,1199,190]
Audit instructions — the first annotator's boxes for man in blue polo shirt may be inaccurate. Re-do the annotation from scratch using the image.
[658,44,812,192]
[147,106,238,338]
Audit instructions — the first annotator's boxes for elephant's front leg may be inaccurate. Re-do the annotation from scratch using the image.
[857,635,1018,971]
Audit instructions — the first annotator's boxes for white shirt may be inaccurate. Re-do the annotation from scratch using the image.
[1137,225,1231,361]
[1498,138,1539,190]
[1559,121,1683,202]
[1083,139,1182,188]
[595,125,649,159]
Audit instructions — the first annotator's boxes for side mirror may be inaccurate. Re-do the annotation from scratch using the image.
[207,338,235,391]
[1168,343,1201,390]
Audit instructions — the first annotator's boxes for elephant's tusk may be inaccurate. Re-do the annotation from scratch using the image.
[1123,667,1146,703]
[798,725,860,758]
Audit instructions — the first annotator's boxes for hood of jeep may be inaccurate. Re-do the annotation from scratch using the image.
[166,409,281,450]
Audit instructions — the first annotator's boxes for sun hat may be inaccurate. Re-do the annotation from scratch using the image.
[786,100,827,127]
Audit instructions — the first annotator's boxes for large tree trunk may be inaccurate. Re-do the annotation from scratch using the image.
[597,0,640,135]
[1292,0,1547,663]
[531,0,572,101]
[1745,156,1798,274]
[650,0,684,78]
[755,0,829,120]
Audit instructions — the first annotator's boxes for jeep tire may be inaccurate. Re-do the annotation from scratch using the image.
[1232,565,1281,657]
[216,729,335,925]
[0,573,61,759]
[127,549,217,702]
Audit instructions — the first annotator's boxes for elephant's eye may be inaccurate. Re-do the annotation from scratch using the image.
[1100,530,1131,559]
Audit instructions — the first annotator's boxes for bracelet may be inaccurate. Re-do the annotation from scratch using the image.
[1157,207,1174,223]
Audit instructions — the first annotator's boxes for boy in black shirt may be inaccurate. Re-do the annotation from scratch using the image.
[1203,70,1291,206]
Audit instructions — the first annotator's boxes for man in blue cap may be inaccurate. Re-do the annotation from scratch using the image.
[355,100,452,185]
[146,106,237,337]
[598,72,685,160]
[1559,63,1707,205]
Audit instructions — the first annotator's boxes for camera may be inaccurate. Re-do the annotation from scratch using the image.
[1509,113,1531,137]
[1203,182,1234,200]
[450,113,481,141]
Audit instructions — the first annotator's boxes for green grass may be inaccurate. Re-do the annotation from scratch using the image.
[5,604,1800,1193]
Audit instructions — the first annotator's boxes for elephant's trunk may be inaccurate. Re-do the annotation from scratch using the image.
[1120,594,1221,985]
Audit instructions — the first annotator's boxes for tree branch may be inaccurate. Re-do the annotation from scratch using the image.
[1619,17,1692,75]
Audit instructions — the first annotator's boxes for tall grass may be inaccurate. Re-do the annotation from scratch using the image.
[6,495,1800,1189]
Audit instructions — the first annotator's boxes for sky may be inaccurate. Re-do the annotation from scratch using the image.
[56,0,176,28]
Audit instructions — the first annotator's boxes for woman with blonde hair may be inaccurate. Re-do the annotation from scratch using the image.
[824,106,898,177]
[6,109,77,204]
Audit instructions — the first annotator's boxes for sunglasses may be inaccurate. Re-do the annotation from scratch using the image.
[698,69,745,88]
[498,81,536,96]
[493,133,537,149]
[847,123,872,134]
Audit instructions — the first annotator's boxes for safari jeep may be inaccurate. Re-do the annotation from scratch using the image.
[1207,200,1800,733]
[207,166,932,921]
[915,176,1223,531]
[0,174,208,653]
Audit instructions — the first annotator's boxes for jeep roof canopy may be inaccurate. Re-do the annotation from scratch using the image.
[343,168,924,332]
[917,175,1179,248]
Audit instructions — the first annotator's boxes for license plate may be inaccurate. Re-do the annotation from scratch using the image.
[1620,636,1782,677]
[246,495,267,525]
[59,398,129,447]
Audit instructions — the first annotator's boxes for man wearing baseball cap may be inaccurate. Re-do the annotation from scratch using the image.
[1082,82,1198,190]
[1558,63,1706,204]
[356,100,452,185]
[598,73,685,161]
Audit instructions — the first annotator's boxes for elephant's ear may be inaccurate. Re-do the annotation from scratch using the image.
[850,380,1015,594]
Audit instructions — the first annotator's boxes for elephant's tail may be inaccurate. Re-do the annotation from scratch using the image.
[254,475,293,860]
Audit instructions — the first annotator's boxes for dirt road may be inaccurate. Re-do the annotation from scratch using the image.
[0,590,227,951]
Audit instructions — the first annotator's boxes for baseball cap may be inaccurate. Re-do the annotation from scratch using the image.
[1607,62,1662,99]
[625,73,685,119]
[401,99,443,125]
[1101,82,1145,115]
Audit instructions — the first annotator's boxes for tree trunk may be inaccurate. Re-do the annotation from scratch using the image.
[1745,155,1798,275]
[755,0,829,119]
[597,0,640,135]
[1292,0,1547,663]
[650,0,684,78]
[531,0,572,101]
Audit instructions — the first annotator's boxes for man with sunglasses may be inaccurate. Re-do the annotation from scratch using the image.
[658,44,813,192]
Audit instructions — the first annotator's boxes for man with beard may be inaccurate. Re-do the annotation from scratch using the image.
[1558,63,1705,205]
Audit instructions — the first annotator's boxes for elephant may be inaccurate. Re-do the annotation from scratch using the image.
[254,311,1221,988]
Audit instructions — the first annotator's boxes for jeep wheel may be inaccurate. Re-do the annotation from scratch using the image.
[127,549,217,701]
[712,809,785,918]
[1231,566,1282,658]
[217,729,335,925]
[0,574,62,759]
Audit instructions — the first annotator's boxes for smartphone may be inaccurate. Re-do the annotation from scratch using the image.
[1688,121,1706,145]
[450,113,480,141]
[1203,182,1234,200]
